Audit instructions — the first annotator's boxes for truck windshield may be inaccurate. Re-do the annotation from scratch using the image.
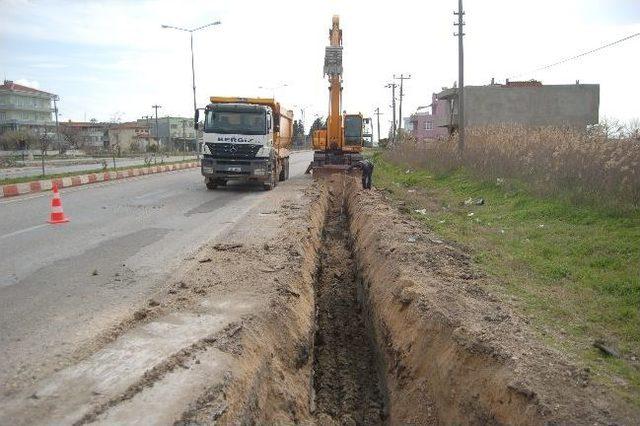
[204,110,266,135]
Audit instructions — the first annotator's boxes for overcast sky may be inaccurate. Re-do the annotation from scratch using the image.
[1,0,639,136]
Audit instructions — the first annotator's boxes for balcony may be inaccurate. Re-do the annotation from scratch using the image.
[0,103,53,112]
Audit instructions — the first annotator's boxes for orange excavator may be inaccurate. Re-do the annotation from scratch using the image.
[309,15,364,176]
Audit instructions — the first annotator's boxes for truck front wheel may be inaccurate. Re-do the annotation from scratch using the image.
[205,178,217,190]
[264,161,278,190]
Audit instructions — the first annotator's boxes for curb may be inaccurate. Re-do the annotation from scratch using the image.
[1,161,199,198]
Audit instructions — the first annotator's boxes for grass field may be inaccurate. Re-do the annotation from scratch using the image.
[372,152,640,404]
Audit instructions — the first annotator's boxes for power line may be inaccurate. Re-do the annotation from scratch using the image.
[510,31,640,79]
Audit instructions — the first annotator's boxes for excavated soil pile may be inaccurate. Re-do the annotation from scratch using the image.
[312,185,386,425]
[344,177,639,425]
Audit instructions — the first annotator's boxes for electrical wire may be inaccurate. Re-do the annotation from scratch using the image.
[509,31,640,79]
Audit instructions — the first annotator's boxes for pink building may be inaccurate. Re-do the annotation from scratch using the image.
[404,93,449,140]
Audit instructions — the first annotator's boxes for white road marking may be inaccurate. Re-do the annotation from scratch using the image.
[0,223,48,240]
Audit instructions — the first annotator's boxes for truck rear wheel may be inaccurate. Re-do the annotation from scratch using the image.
[278,157,290,181]
[284,157,290,180]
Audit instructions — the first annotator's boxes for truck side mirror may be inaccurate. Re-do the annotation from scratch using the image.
[194,110,199,130]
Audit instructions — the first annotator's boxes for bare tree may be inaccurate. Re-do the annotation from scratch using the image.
[626,118,640,140]
[0,130,37,151]
[39,132,52,176]
[60,125,82,149]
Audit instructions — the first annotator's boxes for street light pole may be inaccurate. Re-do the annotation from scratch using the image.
[162,20,221,158]
[190,32,197,119]
[258,83,288,98]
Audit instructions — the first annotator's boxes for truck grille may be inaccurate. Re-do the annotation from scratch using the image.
[206,143,261,159]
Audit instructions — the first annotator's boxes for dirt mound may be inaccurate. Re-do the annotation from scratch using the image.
[346,178,640,425]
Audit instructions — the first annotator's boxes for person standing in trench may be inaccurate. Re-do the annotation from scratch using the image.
[350,159,374,189]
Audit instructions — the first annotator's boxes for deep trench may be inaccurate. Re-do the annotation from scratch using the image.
[311,186,387,425]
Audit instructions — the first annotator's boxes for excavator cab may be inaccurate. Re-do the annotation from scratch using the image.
[344,114,364,148]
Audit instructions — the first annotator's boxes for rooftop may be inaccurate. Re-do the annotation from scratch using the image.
[0,80,54,96]
[113,122,149,130]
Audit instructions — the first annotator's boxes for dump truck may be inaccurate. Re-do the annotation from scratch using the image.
[195,97,293,190]
[309,15,364,175]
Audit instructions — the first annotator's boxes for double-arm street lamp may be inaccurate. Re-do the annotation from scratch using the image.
[258,83,288,98]
[161,20,221,154]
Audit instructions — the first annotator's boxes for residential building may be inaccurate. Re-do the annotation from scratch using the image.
[107,122,157,153]
[0,79,55,134]
[434,80,599,133]
[404,93,449,140]
[60,120,111,150]
[140,116,196,151]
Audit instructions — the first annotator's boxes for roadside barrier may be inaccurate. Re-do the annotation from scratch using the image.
[1,161,199,199]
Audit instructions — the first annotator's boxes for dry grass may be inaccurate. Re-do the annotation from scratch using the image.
[386,125,640,211]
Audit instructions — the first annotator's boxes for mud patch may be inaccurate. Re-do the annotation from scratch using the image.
[312,184,386,424]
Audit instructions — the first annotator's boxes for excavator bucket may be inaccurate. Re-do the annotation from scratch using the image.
[309,151,363,179]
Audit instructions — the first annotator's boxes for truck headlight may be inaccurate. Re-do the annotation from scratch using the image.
[254,168,267,176]
[202,167,214,174]
[255,146,271,158]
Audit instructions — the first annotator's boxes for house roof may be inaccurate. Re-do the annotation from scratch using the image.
[0,80,54,96]
[112,122,149,130]
[61,121,109,129]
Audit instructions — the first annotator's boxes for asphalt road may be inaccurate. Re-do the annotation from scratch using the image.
[0,150,313,393]
[0,155,192,179]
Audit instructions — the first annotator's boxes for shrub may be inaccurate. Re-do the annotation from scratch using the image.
[384,125,640,211]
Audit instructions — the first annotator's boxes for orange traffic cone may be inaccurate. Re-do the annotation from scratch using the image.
[48,184,70,224]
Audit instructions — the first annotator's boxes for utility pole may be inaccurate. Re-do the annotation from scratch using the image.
[142,115,152,151]
[182,119,186,159]
[385,82,397,142]
[454,0,465,154]
[374,107,383,145]
[152,105,162,149]
[53,95,60,153]
[393,74,411,133]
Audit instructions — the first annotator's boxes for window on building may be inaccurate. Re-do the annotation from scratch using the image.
[0,112,5,122]
[425,121,433,130]
[171,124,178,129]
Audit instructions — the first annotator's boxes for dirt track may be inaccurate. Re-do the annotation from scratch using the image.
[2,174,639,424]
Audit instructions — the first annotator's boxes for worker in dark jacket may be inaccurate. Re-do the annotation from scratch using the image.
[351,159,374,189]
